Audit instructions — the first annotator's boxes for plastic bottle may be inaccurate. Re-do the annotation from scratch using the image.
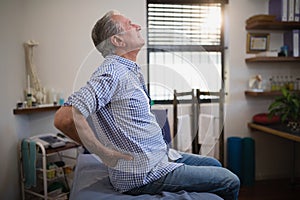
[58,92,65,106]
[26,93,32,107]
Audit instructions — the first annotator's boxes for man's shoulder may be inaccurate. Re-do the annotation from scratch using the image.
[97,56,131,76]
[100,56,127,70]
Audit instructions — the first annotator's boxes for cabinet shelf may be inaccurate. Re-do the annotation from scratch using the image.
[245,90,300,97]
[246,21,300,30]
[245,90,281,96]
[245,56,300,63]
[13,105,60,115]
[43,142,80,155]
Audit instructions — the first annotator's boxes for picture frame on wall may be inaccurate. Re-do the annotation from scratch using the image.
[246,33,270,53]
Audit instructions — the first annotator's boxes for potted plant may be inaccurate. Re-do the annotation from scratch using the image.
[268,87,300,131]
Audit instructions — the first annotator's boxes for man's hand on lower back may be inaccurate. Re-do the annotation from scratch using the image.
[98,148,133,167]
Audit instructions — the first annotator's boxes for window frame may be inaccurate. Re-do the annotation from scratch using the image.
[146,0,227,103]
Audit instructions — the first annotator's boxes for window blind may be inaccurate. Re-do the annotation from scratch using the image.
[148,3,222,46]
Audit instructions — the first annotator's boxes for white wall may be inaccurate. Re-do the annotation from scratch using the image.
[0,0,299,199]
[0,1,146,199]
[0,1,27,199]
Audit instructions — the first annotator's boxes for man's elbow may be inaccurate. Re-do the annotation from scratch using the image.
[54,106,83,144]
[54,107,74,133]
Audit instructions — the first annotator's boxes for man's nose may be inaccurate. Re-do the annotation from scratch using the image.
[133,23,141,31]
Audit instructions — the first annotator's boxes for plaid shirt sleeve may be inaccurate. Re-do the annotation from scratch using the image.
[66,65,118,118]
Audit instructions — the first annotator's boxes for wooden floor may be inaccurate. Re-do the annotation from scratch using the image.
[238,179,300,200]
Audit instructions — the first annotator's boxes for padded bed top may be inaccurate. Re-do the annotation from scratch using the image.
[70,154,223,200]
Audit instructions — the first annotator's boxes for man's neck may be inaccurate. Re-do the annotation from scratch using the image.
[117,49,139,62]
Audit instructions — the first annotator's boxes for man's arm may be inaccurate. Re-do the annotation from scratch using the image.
[54,106,133,167]
[54,106,82,144]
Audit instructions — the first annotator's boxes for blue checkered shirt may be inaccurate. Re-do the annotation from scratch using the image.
[66,55,182,192]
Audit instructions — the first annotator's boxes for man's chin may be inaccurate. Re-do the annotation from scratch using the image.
[139,39,145,47]
[136,42,145,51]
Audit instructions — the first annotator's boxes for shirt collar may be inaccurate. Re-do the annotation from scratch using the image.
[107,55,140,73]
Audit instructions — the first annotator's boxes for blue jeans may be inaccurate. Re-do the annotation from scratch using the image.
[126,153,240,200]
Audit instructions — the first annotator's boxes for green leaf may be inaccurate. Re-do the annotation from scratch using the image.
[268,101,282,111]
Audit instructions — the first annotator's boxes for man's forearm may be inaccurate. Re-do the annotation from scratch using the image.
[54,106,110,153]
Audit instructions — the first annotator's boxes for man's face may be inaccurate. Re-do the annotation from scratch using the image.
[112,14,145,52]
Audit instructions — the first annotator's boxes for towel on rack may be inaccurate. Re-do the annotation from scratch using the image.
[21,139,37,189]
[176,114,192,152]
[198,114,219,157]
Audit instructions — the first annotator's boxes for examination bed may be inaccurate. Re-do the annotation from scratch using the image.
[70,154,223,200]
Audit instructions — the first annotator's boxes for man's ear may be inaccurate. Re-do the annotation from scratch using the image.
[111,35,125,47]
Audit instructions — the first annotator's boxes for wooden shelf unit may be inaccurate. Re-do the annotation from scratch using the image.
[245,90,300,97]
[245,56,300,63]
[244,17,300,97]
[245,90,282,96]
[246,21,300,30]
[13,105,60,115]
[245,20,300,63]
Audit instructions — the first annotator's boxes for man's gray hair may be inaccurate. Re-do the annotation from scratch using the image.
[91,10,124,57]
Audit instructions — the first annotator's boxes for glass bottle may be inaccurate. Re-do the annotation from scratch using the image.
[288,75,294,90]
[270,76,276,91]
